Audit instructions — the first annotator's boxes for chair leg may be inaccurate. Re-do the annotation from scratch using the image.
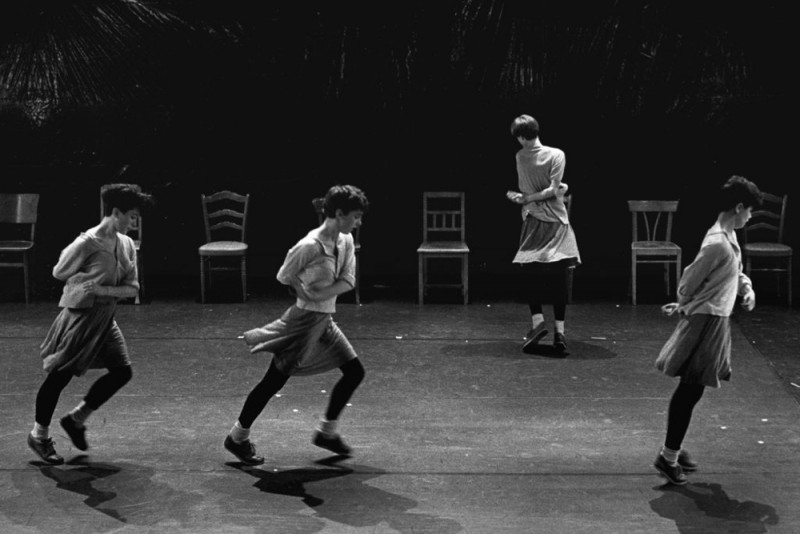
[135,253,143,304]
[462,255,468,305]
[664,263,670,297]
[241,256,247,302]
[23,252,30,304]
[788,257,792,307]
[418,254,424,305]
[355,252,361,305]
[200,256,207,304]
[631,255,637,305]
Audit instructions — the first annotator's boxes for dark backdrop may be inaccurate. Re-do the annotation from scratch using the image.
[1,1,796,304]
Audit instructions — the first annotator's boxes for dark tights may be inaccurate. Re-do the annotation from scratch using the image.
[35,366,133,426]
[665,381,705,450]
[527,260,569,321]
[238,358,365,429]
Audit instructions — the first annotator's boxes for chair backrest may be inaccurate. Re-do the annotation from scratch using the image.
[422,192,465,243]
[100,185,142,244]
[0,193,39,241]
[201,190,249,243]
[628,200,678,243]
[742,192,787,245]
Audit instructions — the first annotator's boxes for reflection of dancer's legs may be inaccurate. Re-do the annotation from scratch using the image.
[655,382,703,484]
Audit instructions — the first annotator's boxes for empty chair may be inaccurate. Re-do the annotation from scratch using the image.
[742,192,792,306]
[101,184,144,304]
[628,200,681,305]
[199,191,250,303]
[0,193,39,303]
[417,192,469,304]
[313,197,362,304]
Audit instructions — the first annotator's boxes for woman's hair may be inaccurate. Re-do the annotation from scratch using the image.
[717,175,762,212]
[101,183,154,216]
[322,185,369,217]
[510,114,540,140]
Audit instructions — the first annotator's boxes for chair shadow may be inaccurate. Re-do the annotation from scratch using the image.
[649,482,779,533]
[439,339,616,360]
[226,460,464,533]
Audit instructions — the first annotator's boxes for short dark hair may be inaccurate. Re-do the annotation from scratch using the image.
[510,115,540,140]
[322,185,369,218]
[101,183,154,216]
[718,175,762,212]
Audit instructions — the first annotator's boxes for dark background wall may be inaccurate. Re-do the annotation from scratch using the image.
[0,1,796,304]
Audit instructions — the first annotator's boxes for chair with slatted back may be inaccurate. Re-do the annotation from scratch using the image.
[101,184,144,304]
[417,192,469,304]
[312,197,362,305]
[742,192,792,306]
[0,193,39,303]
[628,200,681,305]
[199,191,250,303]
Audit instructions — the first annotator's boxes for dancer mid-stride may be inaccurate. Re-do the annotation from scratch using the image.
[28,183,153,464]
[224,185,368,465]
[654,175,761,485]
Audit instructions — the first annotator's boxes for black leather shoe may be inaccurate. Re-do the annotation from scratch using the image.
[60,415,88,451]
[654,455,688,485]
[224,435,265,465]
[312,432,352,455]
[553,332,567,354]
[27,434,64,465]
[522,324,548,354]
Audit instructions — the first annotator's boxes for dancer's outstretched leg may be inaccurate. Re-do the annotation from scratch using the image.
[225,361,289,465]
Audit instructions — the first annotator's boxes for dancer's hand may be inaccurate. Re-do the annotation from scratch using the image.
[661,302,680,316]
[506,191,525,204]
[741,290,756,311]
[82,280,104,295]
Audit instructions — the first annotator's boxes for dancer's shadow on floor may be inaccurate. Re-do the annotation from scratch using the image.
[440,339,616,360]
[17,455,202,529]
[649,482,779,533]
[226,458,463,534]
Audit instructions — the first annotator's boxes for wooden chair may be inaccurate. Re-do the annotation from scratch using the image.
[0,193,39,303]
[742,192,792,306]
[628,200,681,305]
[199,191,250,303]
[417,192,469,304]
[100,184,144,304]
[312,197,361,305]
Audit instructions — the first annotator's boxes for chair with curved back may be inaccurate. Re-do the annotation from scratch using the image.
[742,192,792,306]
[0,193,39,304]
[199,190,250,303]
[312,197,361,304]
[628,200,681,305]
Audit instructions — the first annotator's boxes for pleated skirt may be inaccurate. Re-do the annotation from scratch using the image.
[655,313,732,388]
[40,299,130,376]
[513,216,581,265]
[243,305,357,376]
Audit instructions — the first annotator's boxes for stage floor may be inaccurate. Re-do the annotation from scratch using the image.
[1,299,798,533]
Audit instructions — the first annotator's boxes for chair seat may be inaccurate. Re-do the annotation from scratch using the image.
[743,242,792,257]
[632,241,680,255]
[0,240,34,252]
[417,241,470,254]
[199,241,248,256]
